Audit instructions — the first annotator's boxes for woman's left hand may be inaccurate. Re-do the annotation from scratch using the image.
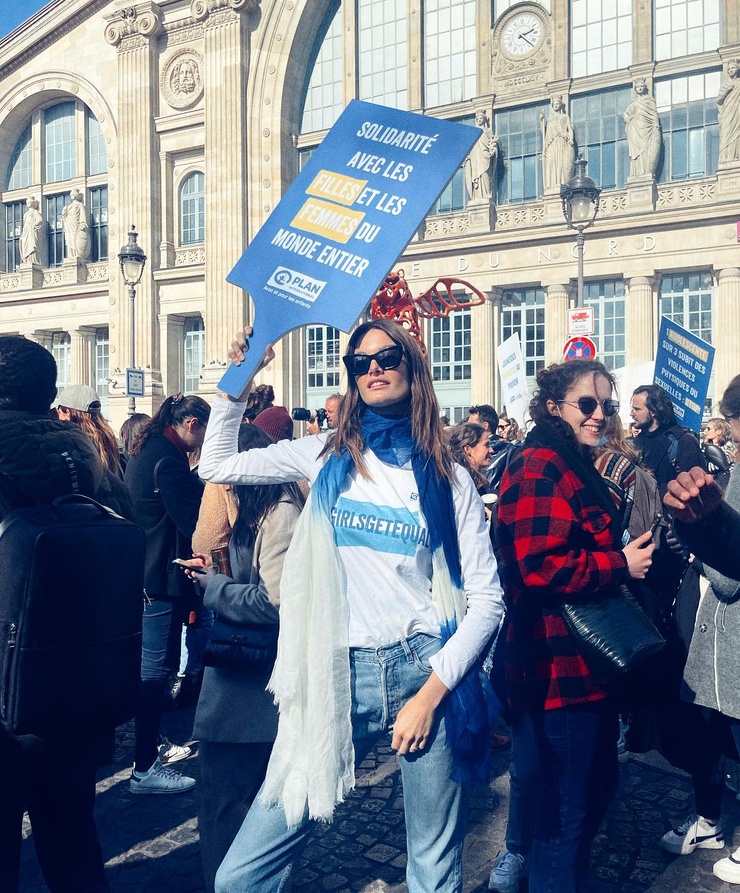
[183,552,217,589]
[391,672,449,756]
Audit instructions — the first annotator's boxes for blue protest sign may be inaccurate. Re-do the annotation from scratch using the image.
[653,317,714,433]
[219,100,479,396]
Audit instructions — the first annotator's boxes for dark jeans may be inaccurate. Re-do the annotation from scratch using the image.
[513,699,619,893]
[134,597,187,770]
[198,741,273,893]
[0,730,108,893]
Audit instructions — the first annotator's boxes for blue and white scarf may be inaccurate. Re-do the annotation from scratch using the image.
[260,408,490,826]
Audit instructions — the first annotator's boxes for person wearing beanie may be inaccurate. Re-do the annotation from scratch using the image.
[253,405,293,443]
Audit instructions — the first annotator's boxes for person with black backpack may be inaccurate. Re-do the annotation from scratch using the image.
[0,336,113,893]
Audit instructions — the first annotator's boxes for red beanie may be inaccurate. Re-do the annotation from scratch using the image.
[253,405,293,442]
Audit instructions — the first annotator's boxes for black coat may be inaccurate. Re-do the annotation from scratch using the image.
[124,432,203,600]
[634,424,705,498]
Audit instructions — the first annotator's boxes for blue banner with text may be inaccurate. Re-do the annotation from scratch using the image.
[219,100,479,396]
[653,317,714,433]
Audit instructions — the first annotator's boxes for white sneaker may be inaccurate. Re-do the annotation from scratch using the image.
[158,736,193,765]
[713,846,740,883]
[660,814,724,855]
[489,850,527,893]
[129,758,196,795]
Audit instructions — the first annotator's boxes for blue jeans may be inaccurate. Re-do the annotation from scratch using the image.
[514,700,619,893]
[215,633,469,893]
[135,597,187,770]
[506,711,541,856]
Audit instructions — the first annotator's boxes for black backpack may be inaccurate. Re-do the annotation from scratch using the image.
[0,492,145,737]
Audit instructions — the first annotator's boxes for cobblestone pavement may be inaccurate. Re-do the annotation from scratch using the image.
[17,705,740,892]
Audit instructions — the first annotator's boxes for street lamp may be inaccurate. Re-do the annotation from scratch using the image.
[560,155,601,307]
[118,225,147,416]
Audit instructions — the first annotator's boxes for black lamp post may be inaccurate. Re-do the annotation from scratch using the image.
[560,155,601,307]
[118,226,147,416]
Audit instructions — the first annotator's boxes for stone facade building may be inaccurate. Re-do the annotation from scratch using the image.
[1,0,739,425]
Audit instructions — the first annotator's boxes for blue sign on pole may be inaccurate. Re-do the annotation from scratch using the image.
[219,99,479,396]
[653,317,714,433]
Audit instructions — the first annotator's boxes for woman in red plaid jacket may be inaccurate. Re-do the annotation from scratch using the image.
[496,360,654,893]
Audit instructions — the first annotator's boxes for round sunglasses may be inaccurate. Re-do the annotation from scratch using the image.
[559,396,620,417]
[343,345,404,377]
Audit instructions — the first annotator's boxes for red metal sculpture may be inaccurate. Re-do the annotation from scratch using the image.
[370,269,487,350]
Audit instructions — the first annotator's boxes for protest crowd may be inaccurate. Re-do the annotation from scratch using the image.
[1,325,740,893]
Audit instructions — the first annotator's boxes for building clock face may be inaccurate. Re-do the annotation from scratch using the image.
[501,13,544,57]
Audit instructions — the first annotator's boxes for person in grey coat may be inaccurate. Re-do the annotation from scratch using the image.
[186,424,304,893]
[681,463,740,717]
[661,374,740,878]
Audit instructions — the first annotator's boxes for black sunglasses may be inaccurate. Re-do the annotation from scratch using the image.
[343,345,404,377]
[559,396,620,417]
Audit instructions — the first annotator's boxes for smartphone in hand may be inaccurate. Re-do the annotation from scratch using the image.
[172,558,206,574]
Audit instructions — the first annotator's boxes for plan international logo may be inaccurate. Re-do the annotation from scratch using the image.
[267,267,326,304]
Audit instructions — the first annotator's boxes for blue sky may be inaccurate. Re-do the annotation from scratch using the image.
[0,1,51,40]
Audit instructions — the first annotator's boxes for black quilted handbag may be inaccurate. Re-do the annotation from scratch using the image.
[203,617,278,672]
[560,584,665,685]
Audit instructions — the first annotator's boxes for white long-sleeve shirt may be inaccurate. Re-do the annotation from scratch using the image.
[200,398,504,691]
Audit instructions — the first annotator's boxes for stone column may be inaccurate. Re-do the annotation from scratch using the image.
[544,283,570,365]
[550,0,570,81]
[195,0,253,393]
[626,275,658,366]
[407,0,422,110]
[470,289,499,406]
[69,328,96,386]
[159,151,175,268]
[104,2,163,418]
[160,314,186,393]
[714,268,740,399]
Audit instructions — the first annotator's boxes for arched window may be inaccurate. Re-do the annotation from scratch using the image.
[180,172,205,245]
[2,100,109,272]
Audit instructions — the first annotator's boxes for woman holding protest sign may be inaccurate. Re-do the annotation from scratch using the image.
[198,319,504,892]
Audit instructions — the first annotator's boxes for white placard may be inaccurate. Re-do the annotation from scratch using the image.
[497,333,530,428]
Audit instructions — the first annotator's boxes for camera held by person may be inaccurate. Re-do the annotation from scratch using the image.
[292,407,327,429]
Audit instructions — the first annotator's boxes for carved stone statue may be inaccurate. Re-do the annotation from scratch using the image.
[718,60,740,166]
[540,96,575,190]
[20,196,43,265]
[464,111,498,201]
[623,78,662,179]
[62,189,91,261]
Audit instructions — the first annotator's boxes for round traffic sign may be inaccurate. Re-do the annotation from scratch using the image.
[562,336,597,362]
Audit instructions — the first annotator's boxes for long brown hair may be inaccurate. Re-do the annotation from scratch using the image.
[594,413,640,465]
[323,319,454,481]
[66,407,123,477]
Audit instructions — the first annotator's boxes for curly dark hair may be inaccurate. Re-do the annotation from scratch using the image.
[530,360,616,451]
[0,335,57,413]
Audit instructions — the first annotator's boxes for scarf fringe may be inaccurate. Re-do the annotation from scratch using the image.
[259,498,355,826]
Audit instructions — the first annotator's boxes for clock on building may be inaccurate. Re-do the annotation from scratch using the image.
[500,9,546,59]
